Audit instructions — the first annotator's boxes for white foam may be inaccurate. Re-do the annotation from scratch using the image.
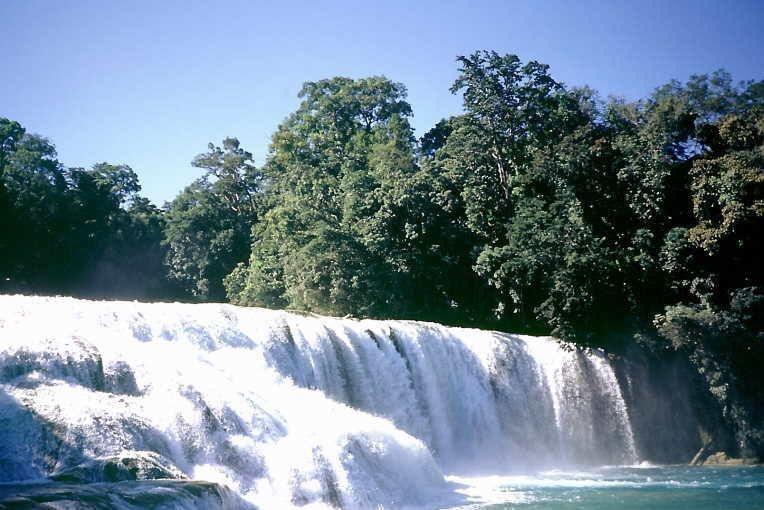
[0,295,642,508]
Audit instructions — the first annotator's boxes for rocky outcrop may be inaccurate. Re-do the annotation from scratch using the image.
[49,450,187,483]
[614,347,735,464]
[702,451,759,466]
[0,480,257,509]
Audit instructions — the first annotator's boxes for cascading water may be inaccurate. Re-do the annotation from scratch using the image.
[0,295,664,509]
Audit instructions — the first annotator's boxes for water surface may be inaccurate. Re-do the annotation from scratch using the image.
[450,465,764,509]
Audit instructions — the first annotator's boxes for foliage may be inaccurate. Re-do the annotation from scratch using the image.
[656,288,764,456]
[2,54,762,454]
[226,77,477,321]
[0,119,170,298]
[164,137,263,301]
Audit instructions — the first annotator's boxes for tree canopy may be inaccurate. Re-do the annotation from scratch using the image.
[2,53,762,456]
[164,137,263,301]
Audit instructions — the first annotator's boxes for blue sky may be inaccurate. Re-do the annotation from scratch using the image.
[2,0,762,205]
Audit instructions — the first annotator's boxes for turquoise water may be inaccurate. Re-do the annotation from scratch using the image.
[1,466,761,509]
[452,466,764,509]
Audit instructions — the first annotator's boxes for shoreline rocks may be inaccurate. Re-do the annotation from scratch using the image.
[701,451,759,466]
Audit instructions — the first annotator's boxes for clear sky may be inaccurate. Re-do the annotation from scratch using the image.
[2,0,762,205]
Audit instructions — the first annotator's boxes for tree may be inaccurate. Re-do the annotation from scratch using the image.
[652,79,764,457]
[66,165,171,299]
[228,77,441,317]
[439,52,592,332]
[0,121,69,291]
[164,137,262,301]
[1,117,173,299]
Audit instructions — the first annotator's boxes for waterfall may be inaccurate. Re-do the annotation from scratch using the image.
[0,296,646,509]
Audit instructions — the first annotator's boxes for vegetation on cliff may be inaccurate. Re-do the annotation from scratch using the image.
[1,52,762,456]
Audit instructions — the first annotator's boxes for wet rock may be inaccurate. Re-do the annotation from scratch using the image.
[0,338,105,391]
[103,361,141,396]
[49,451,187,483]
[0,480,257,509]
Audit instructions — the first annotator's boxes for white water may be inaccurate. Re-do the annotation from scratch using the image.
[0,296,639,509]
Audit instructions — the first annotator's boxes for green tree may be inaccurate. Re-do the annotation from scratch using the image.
[67,164,171,298]
[653,78,764,457]
[228,76,448,317]
[0,121,69,291]
[1,118,173,299]
[439,52,592,332]
[164,137,262,301]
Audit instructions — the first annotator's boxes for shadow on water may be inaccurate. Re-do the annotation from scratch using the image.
[0,383,97,482]
[0,332,176,479]
[0,350,257,509]
[612,346,736,464]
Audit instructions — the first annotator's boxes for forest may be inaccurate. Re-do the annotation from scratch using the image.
[2,52,763,454]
